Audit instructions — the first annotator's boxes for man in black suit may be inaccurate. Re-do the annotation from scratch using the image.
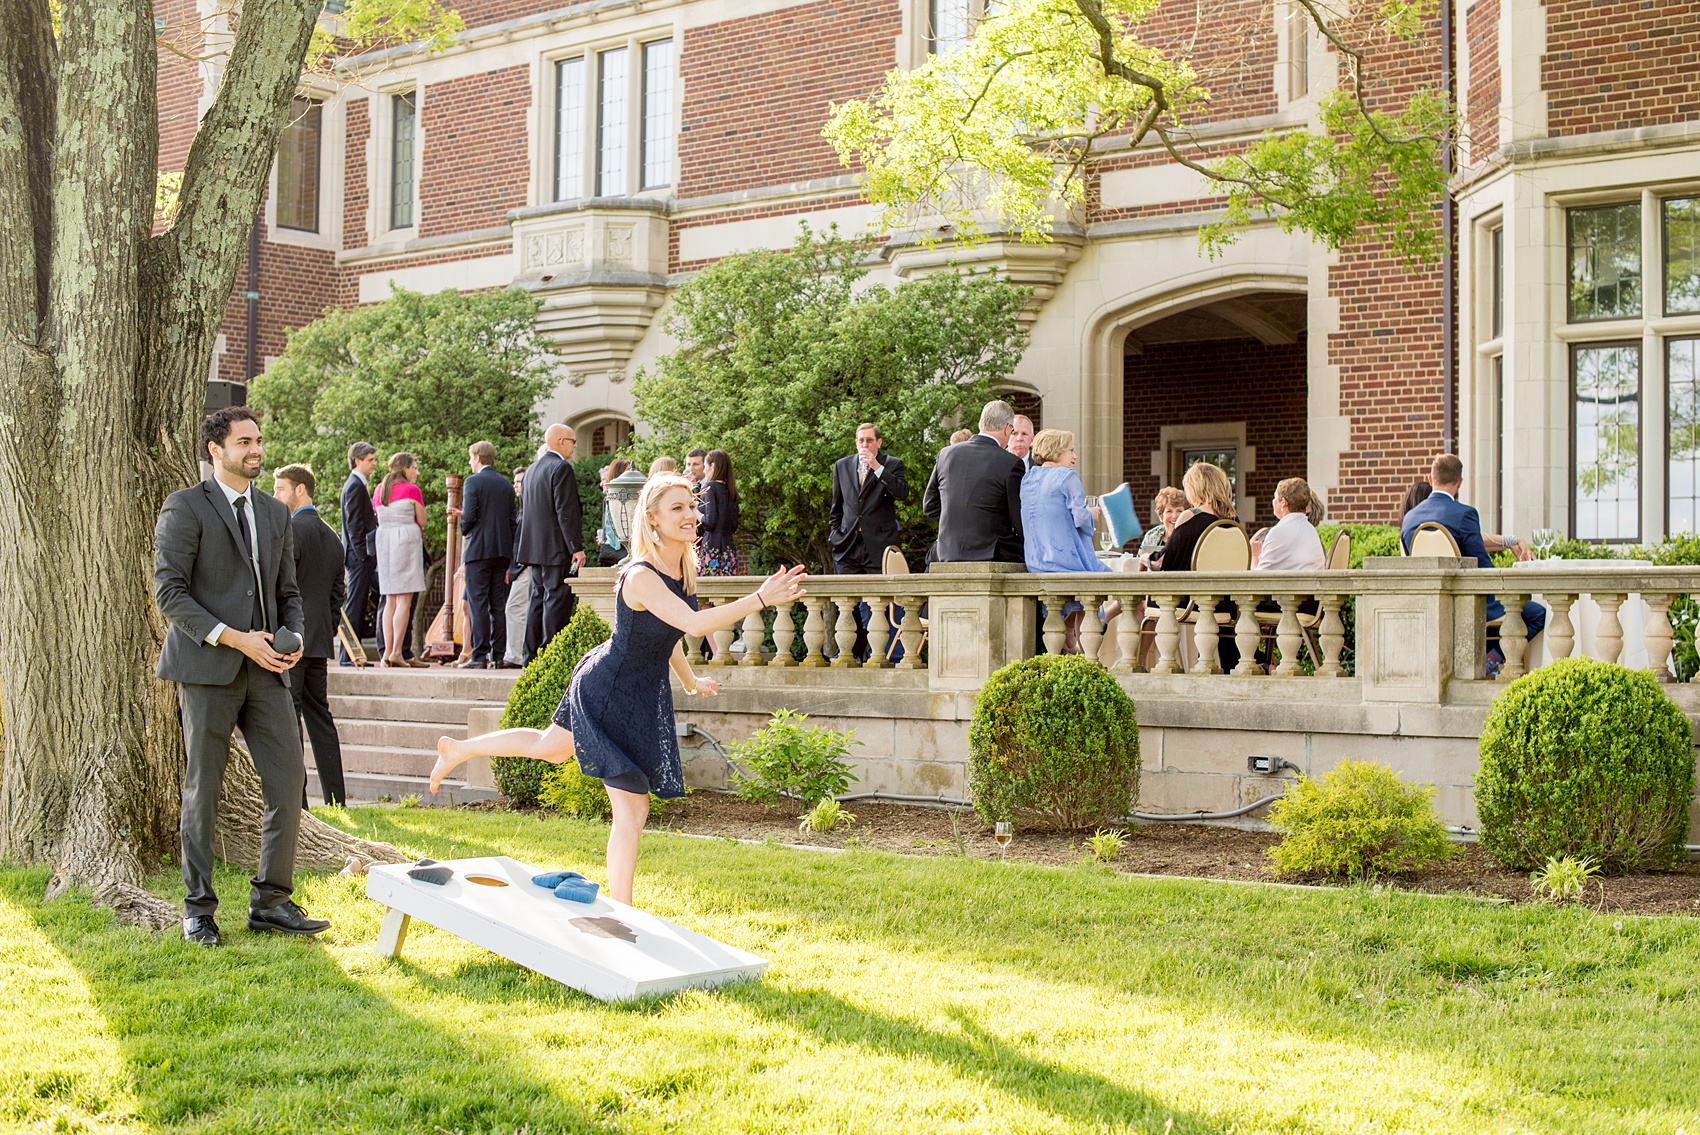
[1008,414,1036,473]
[273,464,348,807]
[517,424,584,659]
[451,440,515,669]
[154,408,329,947]
[922,399,1026,563]
[829,422,909,574]
[338,441,378,665]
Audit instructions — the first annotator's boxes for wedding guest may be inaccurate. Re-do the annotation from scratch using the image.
[451,441,515,669]
[948,428,973,445]
[429,474,808,905]
[698,449,741,576]
[598,458,634,567]
[685,449,707,488]
[1007,414,1036,472]
[1160,461,1242,671]
[517,424,584,658]
[272,463,347,806]
[829,423,907,575]
[338,441,378,665]
[1252,477,1326,571]
[502,465,529,668]
[648,456,678,477]
[922,399,1025,564]
[375,452,428,668]
[1022,429,1121,653]
[1398,478,1432,524]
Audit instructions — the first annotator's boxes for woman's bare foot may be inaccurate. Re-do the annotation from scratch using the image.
[429,736,465,794]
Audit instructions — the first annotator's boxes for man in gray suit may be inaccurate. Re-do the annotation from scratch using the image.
[154,408,329,947]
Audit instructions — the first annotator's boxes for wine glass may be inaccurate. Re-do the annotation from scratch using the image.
[1532,527,1560,560]
[994,821,1013,861]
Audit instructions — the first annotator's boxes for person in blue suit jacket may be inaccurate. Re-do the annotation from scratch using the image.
[1400,453,1545,674]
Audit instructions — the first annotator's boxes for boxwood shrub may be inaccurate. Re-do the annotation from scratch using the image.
[492,605,611,805]
[968,654,1140,830]
[1476,658,1696,871]
[1267,759,1452,878]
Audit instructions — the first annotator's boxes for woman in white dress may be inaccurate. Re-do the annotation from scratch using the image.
[375,452,428,667]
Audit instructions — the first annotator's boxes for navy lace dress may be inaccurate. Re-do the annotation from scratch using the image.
[551,560,695,798]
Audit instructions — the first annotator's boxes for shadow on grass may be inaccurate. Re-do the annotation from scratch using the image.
[738,984,1225,1134]
[1,867,615,1134]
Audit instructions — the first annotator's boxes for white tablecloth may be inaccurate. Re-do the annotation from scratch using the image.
[1513,558,1653,669]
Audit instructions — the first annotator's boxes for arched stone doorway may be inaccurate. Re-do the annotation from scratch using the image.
[1121,292,1308,524]
[571,414,633,456]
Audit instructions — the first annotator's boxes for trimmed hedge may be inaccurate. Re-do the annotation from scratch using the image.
[1267,760,1453,878]
[1476,658,1696,871]
[492,605,612,805]
[968,654,1140,830]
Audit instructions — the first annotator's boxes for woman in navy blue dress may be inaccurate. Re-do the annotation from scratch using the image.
[429,473,806,903]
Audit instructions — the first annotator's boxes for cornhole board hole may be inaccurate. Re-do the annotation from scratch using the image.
[366,855,767,1002]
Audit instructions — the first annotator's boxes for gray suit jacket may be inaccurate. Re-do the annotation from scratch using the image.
[154,479,304,687]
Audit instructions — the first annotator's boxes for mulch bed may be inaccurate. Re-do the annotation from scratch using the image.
[638,792,1700,917]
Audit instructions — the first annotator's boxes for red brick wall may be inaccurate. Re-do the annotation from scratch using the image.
[1122,336,1309,519]
[154,0,202,175]
[345,98,369,250]
[1544,0,1700,136]
[1139,0,1280,127]
[216,210,338,383]
[679,0,902,197]
[1466,0,1500,161]
[420,65,531,239]
[449,0,584,25]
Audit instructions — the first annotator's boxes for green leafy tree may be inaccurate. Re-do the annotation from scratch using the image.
[251,286,556,571]
[823,0,1455,264]
[632,227,1029,569]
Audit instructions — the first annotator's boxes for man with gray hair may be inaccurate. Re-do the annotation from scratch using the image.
[922,399,1026,563]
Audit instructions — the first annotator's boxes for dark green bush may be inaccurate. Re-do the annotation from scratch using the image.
[1476,658,1696,871]
[492,605,612,805]
[1267,760,1453,878]
[730,709,860,806]
[968,654,1140,830]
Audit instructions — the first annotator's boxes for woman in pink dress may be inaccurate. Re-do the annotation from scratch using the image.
[374,452,428,667]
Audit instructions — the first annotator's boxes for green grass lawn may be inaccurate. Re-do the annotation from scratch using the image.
[3,806,1699,1135]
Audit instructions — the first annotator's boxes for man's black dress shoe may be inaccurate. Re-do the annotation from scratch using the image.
[496,660,523,669]
[247,901,331,937]
[183,915,222,947]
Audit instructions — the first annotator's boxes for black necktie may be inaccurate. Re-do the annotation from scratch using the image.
[233,496,253,558]
[233,496,265,630]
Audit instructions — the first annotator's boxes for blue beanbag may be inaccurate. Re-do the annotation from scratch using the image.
[531,869,587,889]
[553,877,600,904]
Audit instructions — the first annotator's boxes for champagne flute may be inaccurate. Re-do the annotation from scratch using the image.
[994,821,1013,861]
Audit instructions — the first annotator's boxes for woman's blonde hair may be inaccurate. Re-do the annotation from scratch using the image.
[1030,428,1075,466]
[621,472,698,594]
[1182,461,1236,518]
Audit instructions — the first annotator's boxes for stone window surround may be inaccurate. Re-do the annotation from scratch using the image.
[360,76,424,253]
[1273,0,1332,111]
[534,23,680,210]
[1149,420,1258,522]
[266,82,343,252]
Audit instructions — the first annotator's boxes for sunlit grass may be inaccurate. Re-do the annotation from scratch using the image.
[2,804,1698,1133]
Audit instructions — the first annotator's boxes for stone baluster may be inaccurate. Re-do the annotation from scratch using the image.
[1545,594,1575,662]
[685,627,706,664]
[1645,593,1674,681]
[1594,593,1625,664]
[1273,594,1303,677]
[1231,594,1261,676]
[1497,595,1527,680]
[1316,594,1347,677]
[771,601,798,666]
[1077,595,1103,661]
[896,594,926,670]
[1112,597,1143,674]
[864,594,892,667]
[831,597,860,667]
[709,604,738,666]
[1190,594,1223,675]
[1041,593,1068,656]
[740,606,768,666]
[1150,595,1182,674]
[799,597,829,667]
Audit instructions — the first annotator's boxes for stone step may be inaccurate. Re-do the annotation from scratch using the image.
[329,694,489,726]
[331,718,466,751]
[327,667,519,701]
[307,768,497,807]
[315,742,442,779]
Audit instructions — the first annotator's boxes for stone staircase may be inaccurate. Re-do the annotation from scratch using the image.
[309,667,520,806]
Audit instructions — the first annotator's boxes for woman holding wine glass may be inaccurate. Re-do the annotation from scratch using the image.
[428,473,807,904]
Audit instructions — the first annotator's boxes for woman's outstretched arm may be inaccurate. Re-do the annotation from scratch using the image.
[623,564,806,640]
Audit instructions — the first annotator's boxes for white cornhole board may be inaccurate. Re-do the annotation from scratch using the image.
[365,855,767,1002]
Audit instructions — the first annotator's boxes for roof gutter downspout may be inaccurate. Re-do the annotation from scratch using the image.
[1441,0,1457,453]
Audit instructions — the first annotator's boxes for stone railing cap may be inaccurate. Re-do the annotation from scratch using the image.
[927,561,1028,574]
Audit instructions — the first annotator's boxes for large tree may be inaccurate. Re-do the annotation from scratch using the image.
[0,1,451,906]
[824,0,1454,263]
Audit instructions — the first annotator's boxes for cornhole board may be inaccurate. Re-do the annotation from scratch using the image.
[366,855,767,1002]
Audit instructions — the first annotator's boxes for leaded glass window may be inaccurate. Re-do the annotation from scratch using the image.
[641,40,674,189]
[1573,342,1641,541]
[930,0,969,54]
[390,91,416,230]
[1568,202,1641,323]
[1669,339,1700,533]
[276,98,321,233]
[597,48,628,198]
[1665,197,1700,316]
[554,57,585,201]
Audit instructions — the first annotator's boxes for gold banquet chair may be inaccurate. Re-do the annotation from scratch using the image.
[1407,521,1461,558]
[1173,519,1251,670]
[881,545,924,661]
[1254,528,1351,666]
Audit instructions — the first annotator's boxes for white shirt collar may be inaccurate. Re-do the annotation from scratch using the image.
[354,469,369,485]
[213,476,250,507]
[1431,488,1457,500]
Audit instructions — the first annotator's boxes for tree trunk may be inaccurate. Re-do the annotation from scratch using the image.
[0,0,404,901]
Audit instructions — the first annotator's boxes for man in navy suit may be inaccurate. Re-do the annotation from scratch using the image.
[451,441,516,669]
[338,441,378,664]
[1401,453,1546,674]
[273,463,348,807]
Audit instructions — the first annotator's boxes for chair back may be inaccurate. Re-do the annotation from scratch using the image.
[1325,530,1351,570]
[1408,522,1461,557]
[881,545,910,575]
[1191,519,1251,572]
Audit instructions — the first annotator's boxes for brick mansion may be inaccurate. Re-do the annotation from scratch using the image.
[157,0,1700,539]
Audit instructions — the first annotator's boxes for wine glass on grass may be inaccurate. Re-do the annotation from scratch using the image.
[994,821,1013,861]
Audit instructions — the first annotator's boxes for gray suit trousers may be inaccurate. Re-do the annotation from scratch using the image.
[178,658,305,917]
